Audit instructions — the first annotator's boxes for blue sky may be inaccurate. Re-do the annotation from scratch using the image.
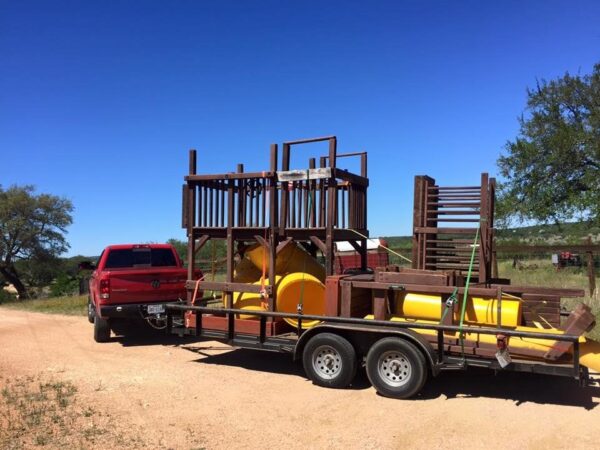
[1,1,599,257]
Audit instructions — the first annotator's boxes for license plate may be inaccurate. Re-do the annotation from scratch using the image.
[147,304,165,314]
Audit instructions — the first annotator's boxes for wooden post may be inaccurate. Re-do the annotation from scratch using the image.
[226,170,235,310]
[491,249,498,279]
[586,237,596,296]
[186,149,197,304]
[325,137,337,276]
[411,176,424,269]
[479,173,489,283]
[269,144,278,311]
[279,143,290,236]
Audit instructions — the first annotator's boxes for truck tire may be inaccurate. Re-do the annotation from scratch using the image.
[303,333,357,389]
[93,315,111,343]
[87,297,95,324]
[366,337,427,399]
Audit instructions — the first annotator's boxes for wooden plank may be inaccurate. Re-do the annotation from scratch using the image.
[277,167,332,182]
[189,281,273,295]
[545,304,596,360]
[372,289,387,320]
[376,271,449,286]
[325,275,348,317]
[521,294,561,302]
[332,168,369,187]
[415,227,478,234]
[186,172,276,181]
[350,281,498,297]
[193,314,286,336]
[496,285,585,298]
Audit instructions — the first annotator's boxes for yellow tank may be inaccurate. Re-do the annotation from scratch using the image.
[276,272,326,329]
[231,276,281,319]
[233,256,262,283]
[245,241,326,282]
[364,314,600,372]
[231,272,325,328]
[396,293,521,327]
[580,339,600,372]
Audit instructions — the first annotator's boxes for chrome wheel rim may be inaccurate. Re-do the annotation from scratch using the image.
[377,350,411,387]
[312,345,342,380]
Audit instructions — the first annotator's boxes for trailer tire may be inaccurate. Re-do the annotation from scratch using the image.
[303,333,357,389]
[87,297,95,324]
[366,337,427,399]
[93,315,111,343]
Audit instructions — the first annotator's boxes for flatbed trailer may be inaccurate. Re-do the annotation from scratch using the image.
[167,136,597,399]
[166,298,591,399]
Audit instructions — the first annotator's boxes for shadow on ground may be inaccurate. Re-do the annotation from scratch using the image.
[419,367,600,410]
[107,320,182,347]
[182,345,600,407]
[109,322,600,408]
[180,345,374,390]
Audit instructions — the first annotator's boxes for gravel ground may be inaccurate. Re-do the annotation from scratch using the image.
[1,309,599,449]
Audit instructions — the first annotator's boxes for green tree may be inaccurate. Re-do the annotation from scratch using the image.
[0,185,73,298]
[497,63,600,225]
[167,238,187,261]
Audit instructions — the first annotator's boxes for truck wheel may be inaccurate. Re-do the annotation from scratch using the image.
[366,337,427,399]
[303,333,357,389]
[87,297,95,324]
[93,315,111,343]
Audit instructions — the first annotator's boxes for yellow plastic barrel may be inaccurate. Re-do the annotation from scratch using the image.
[395,292,522,327]
[245,241,326,282]
[231,273,325,328]
[580,339,600,372]
[363,314,600,372]
[230,276,281,319]
[276,272,326,329]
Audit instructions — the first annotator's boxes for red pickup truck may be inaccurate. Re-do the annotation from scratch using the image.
[88,244,199,342]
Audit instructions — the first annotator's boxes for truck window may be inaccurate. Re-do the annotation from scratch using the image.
[104,248,177,268]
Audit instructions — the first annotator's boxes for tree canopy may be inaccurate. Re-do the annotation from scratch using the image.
[0,185,73,298]
[497,63,600,226]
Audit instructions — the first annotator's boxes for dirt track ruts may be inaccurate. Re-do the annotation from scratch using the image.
[1,309,599,449]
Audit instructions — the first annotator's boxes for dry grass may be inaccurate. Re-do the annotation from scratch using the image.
[0,374,147,449]
[1,295,87,316]
[498,259,600,339]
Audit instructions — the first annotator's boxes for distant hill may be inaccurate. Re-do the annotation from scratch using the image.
[495,222,600,245]
[382,221,600,249]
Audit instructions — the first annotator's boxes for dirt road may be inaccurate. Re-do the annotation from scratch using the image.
[1,309,599,449]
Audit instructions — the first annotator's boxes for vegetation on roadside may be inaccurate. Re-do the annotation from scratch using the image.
[0,295,87,316]
[0,374,145,449]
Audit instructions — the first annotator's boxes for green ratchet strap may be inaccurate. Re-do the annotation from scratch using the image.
[458,224,481,361]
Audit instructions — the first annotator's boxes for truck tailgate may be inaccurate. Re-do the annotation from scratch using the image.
[105,268,187,303]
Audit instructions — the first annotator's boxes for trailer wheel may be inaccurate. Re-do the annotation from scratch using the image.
[87,297,95,324]
[303,333,357,389]
[366,337,427,399]
[93,315,111,343]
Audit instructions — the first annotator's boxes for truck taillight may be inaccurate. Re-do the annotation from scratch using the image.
[100,279,110,299]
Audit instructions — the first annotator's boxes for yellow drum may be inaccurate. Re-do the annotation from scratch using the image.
[395,292,522,327]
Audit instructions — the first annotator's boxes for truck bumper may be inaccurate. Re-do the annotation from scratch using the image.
[99,301,178,319]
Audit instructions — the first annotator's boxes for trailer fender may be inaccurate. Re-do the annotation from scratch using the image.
[294,323,440,376]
